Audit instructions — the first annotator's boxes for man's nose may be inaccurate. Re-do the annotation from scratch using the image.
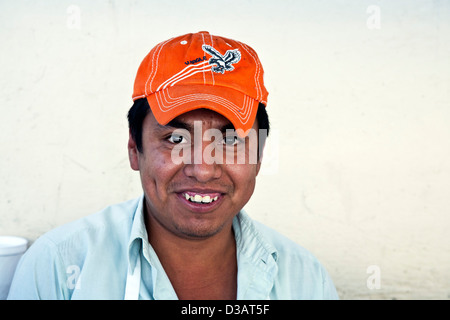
[183,139,222,183]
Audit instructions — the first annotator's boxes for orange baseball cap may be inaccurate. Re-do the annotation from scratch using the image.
[132,31,268,137]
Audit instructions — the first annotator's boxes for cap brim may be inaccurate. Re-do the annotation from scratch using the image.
[146,85,259,137]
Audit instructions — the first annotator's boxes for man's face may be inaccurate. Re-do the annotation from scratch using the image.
[128,108,263,240]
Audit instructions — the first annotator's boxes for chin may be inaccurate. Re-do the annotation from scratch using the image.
[173,218,229,239]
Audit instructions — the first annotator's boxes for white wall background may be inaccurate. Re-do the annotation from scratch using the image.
[1,0,449,300]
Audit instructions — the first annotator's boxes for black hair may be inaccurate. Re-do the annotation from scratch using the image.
[127,98,270,157]
[127,98,150,153]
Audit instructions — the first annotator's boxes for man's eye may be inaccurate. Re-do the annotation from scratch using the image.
[222,135,241,146]
[167,133,188,144]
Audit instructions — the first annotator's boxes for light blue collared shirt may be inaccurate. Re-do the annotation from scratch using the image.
[8,195,338,300]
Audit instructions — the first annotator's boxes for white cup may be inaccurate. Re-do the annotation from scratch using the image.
[0,236,28,300]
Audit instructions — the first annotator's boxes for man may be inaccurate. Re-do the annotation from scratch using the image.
[8,31,338,300]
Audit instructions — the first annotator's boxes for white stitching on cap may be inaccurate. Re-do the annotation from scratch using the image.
[200,33,207,85]
[150,38,172,91]
[164,88,253,124]
[166,65,211,89]
[157,61,210,91]
[209,33,215,86]
[132,94,146,101]
[239,42,261,101]
[155,89,254,125]
[145,38,173,95]
[144,42,162,96]
[161,90,238,112]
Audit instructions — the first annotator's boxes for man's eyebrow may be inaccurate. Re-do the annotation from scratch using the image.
[220,123,236,133]
[156,119,193,132]
[155,119,236,133]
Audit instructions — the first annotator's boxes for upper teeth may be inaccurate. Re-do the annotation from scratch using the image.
[184,193,219,204]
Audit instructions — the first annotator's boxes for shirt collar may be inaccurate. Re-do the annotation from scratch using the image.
[127,195,149,272]
[233,211,279,299]
[234,210,278,264]
[127,195,279,299]
[127,199,278,266]
[127,195,178,300]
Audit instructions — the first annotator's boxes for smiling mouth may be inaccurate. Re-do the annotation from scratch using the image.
[182,192,220,204]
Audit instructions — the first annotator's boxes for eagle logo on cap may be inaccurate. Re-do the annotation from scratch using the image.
[202,45,241,74]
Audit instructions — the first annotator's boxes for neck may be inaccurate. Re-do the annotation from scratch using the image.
[145,206,238,299]
[147,213,236,268]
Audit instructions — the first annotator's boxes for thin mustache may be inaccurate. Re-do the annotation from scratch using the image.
[168,181,232,194]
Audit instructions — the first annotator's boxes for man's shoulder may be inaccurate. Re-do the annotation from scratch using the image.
[8,197,141,300]
[243,214,339,299]
[34,196,141,250]
[251,219,319,264]
[237,211,321,267]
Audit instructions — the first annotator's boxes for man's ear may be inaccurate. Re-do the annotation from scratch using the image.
[128,130,140,171]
